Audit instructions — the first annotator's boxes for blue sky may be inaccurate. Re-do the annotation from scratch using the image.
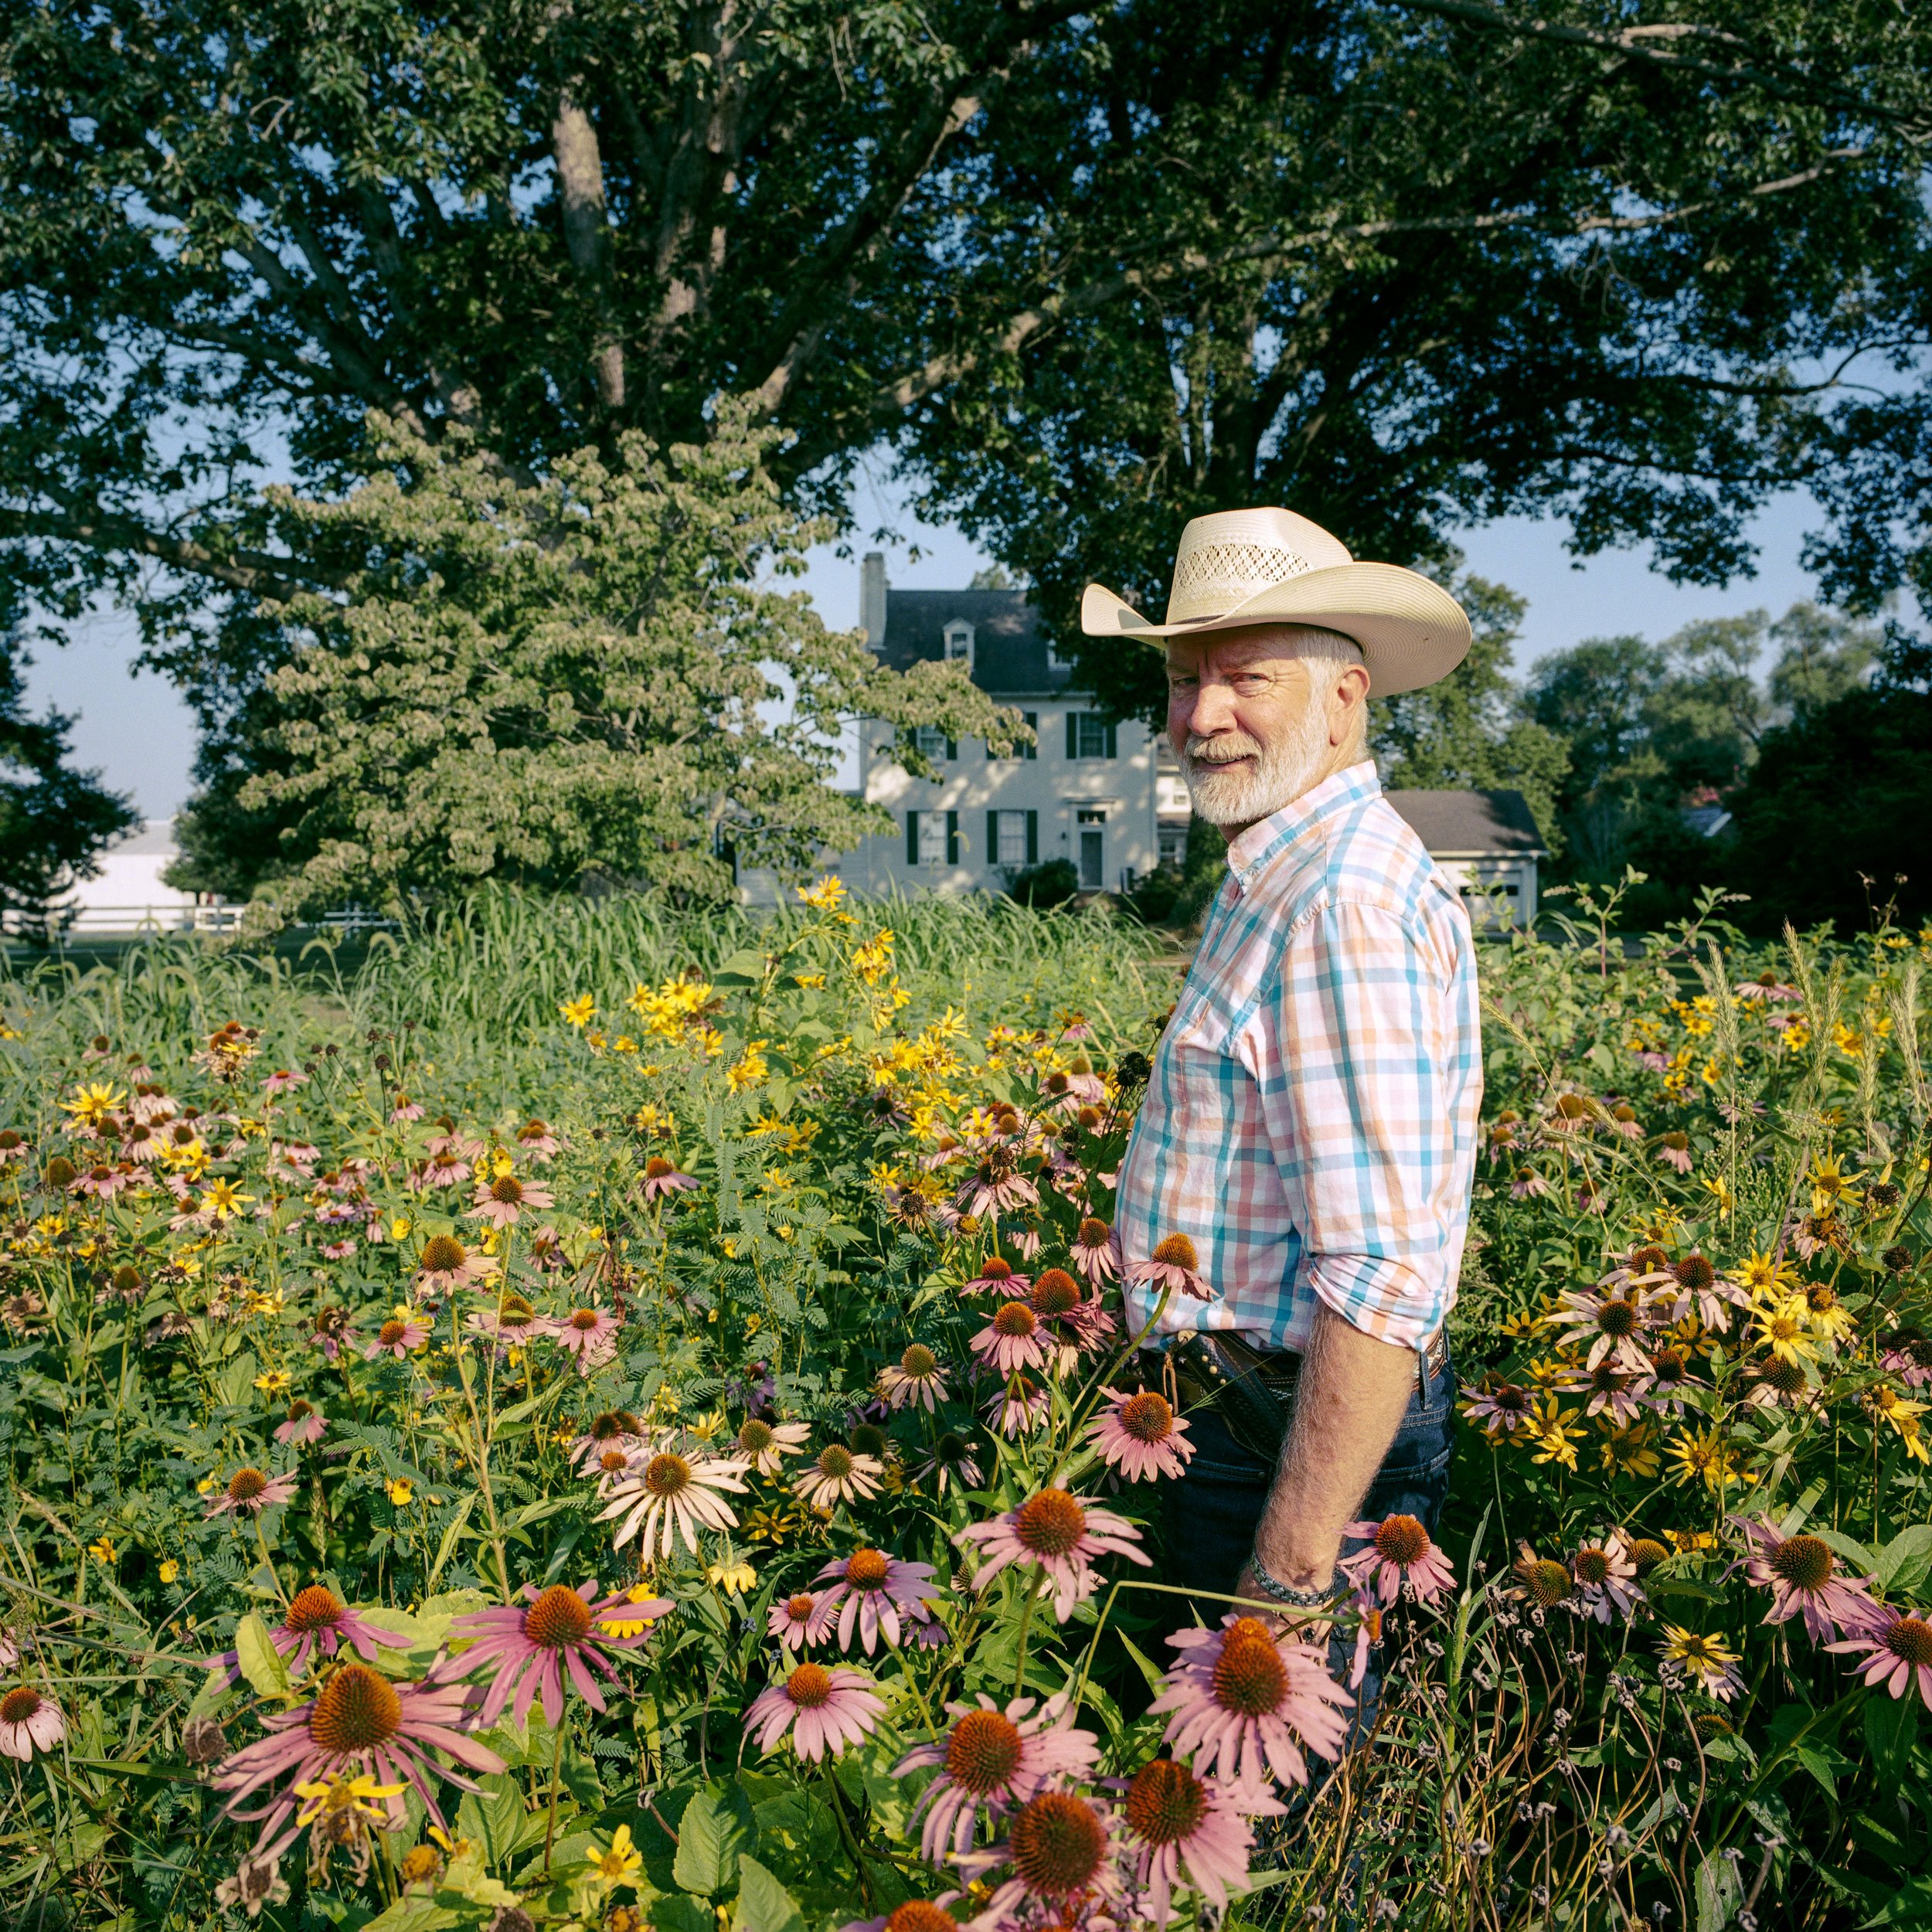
[22,479,1835,821]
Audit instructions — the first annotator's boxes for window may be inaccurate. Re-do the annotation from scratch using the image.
[913,724,956,761]
[988,711,1038,760]
[943,619,975,673]
[1065,712,1117,759]
[985,809,1037,868]
[906,809,958,868]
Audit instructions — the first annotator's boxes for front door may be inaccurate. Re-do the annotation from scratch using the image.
[1078,828,1103,889]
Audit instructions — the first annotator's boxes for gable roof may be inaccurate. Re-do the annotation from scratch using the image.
[1385,787,1549,858]
[875,587,1073,697]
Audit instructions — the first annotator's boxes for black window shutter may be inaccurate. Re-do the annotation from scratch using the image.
[1025,810,1038,864]
[1025,712,1038,759]
[905,811,918,866]
[1105,720,1118,758]
[947,736,957,760]
[1065,711,1077,759]
[945,810,959,863]
[986,811,999,866]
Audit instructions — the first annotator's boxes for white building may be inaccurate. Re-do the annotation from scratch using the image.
[1383,789,1549,927]
[829,556,1162,897]
[1,819,242,937]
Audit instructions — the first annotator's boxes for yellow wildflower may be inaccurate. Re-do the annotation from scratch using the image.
[594,1824,644,1888]
[1734,1251,1794,1297]
[292,1772,407,1829]
[253,1369,291,1397]
[560,995,596,1027]
[60,1081,126,1130]
[1752,1294,1819,1368]
[87,1536,115,1563]
[706,1560,757,1597]
[158,1559,180,1583]
[1666,1426,1740,1493]
[1523,1396,1582,1471]
[387,1478,414,1507]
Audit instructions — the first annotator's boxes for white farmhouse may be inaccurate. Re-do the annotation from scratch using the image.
[1383,788,1550,927]
[829,556,1162,897]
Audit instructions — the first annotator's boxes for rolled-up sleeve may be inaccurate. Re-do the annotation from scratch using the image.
[1250,896,1468,1352]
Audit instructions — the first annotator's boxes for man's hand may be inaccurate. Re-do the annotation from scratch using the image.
[1247,1303,1417,1594]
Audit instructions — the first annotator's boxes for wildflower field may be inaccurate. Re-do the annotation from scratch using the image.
[0,883,1927,1932]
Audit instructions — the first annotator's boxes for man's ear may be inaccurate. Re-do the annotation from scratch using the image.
[1329,662,1371,747]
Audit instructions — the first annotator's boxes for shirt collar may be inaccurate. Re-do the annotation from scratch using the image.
[1223,760,1383,894]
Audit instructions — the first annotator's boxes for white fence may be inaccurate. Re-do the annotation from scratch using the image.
[2,904,395,940]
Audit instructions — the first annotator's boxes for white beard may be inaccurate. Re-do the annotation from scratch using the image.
[1182,702,1337,828]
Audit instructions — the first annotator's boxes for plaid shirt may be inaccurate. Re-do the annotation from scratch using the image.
[1116,761,1481,1355]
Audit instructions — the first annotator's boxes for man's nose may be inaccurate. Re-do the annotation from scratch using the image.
[1188,677,1239,733]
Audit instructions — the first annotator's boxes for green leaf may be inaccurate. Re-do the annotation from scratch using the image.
[1876,1523,1932,1594]
[424,1494,477,1590]
[673,1781,756,1897]
[455,1772,532,1866]
[732,1855,804,1932]
[651,1897,716,1932]
[713,949,770,988]
[1695,1846,1743,1932]
[1865,1695,1920,1791]
[359,1900,461,1932]
[1814,1529,1879,1574]
[232,1613,291,1702]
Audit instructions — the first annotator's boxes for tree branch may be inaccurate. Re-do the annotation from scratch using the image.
[0,505,343,603]
[553,86,626,407]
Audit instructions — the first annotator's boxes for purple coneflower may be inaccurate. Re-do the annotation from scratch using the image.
[206,1468,299,1518]
[964,1790,1120,1923]
[1460,1377,1536,1437]
[894,1692,1100,1862]
[545,1303,622,1368]
[572,1409,649,1472]
[274,1400,328,1447]
[1130,1231,1214,1301]
[73,1162,136,1200]
[440,1581,672,1727]
[1655,1130,1695,1175]
[412,1233,495,1298]
[0,1687,64,1760]
[961,1254,1029,1299]
[1568,1536,1642,1623]
[1564,1359,1651,1427]
[1826,1606,1932,1709]
[814,1547,938,1655]
[364,1315,430,1361]
[1338,1512,1457,1606]
[956,1487,1148,1621]
[982,1374,1049,1439]
[743,1661,886,1762]
[468,1172,553,1228]
[1734,1516,1881,1644]
[879,1344,949,1412]
[261,1070,304,1097]
[1155,1614,1351,1786]
[838,1898,965,1932]
[212,1665,505,1857]
[389,1094,425,1123]
[730,1415,811,1476]
[955,1152,1039,1221]
[1121,1757,1281,1928]
[1030,1268,1114,1357]
[320,1237,357,1261]
[971,1302,1054,1377]
[1070,1216,1121,1287]
[0,1131,27,1165]
[212,1585,389,1685]
[417,1151,471,1190]
[308,1308,355,1362]
[599,1450,746,1557]
[769,1590,835,1652]
[1089,1388,1195,1482]
[915,1430,983,1495]
[640,1155,699,1202]
[465,1293,541,1353]
[515,1118,561,1159]
[794,1444,886,1512]
[1655,1251,1745,1332]
[1544,1284,1652,1375]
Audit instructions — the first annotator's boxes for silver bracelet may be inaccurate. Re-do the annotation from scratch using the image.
[1246,1552,1338,1610]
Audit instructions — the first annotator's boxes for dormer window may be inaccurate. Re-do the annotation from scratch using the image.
[943,619,975,674]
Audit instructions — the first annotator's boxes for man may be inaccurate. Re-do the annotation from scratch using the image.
[1087,506,1482,1658]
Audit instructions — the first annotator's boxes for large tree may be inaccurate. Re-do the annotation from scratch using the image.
[2,0,1928,802]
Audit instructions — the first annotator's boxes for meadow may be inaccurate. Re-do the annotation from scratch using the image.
[0,883,1925,1932]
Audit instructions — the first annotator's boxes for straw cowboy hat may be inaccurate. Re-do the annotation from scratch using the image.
[1080,506,1471,696]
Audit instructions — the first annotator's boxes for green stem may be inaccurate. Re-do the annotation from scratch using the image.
[543,1712,566,1876]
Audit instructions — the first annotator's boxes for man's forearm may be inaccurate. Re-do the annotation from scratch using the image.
[1244,1302,1418,1592]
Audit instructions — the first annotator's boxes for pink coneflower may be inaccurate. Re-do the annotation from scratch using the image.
[915,1431,984,1496]
[440,1581,672,1727]
[1509,1166,1553,1200]
[212,1664,505,1857]
[1070,1216,1121,1287]
[465,1293,541,1354]
[0,1131,28,1165]
[1460,1377,1536,1437]
[320,1237,358,1261]
[72,1161,136,1199]
[1155,1614,1352,1786]
[515,1118,561,1159]
[262,1070,305,1097]
[212,1585,389,1685]
[1344,1585,1386,1689]
[971,1302,1054,1376]
[1121,1757,1281,1927]
[1029,1268,1114,1358]
[983,1374,1049,1438]
[308,1308,355,1362]
[640,1155,699,1202]
[895,1692,1100,1862]
[956,1488,1148,1621]
[956,1155,1039,1220]
[961,1254,1029,1299]
[468,1172,553,1228]
[1734,1517,1881,1644]
[1338,1513,1456,1606]
[274,1400,328,1447]
[364,1316,430,1361]
[1563,1359,1650,1427]
[768,1590,835,1652]
[1654,1252,1745,1332]
[743,1662,886,1762]
[0,1687,64,1760]
[426,1122,484,1160]
[1130,1232,1213,1301]
[1655,1131,1695,1175]
[1827,1607,1932,1709]
[1089,1389,1195,1482]
[570,1410,649,1472]
[411,1232,495,1299]
[122,1121,162,1163]
[879,1344,949,1412]
[730,1415,811,1477]
[599,1451,746,1557]
[417,1151,471,1190]
[794,1445,885,1512]
[206,1468,299,1518]
[389,1094,425,1123]
[1607,1101,1645,1139]
[1568,1536,1642,1623]
[544,1304,622,1368]
[966,1790,1121,1920]
[1544,1284,1652,1375]
[814,1548,938,1655]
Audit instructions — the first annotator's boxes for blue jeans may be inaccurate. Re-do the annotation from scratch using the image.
[1160,1351,1455,1744]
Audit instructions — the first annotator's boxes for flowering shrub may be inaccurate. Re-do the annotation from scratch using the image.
[0,882,1926,1930]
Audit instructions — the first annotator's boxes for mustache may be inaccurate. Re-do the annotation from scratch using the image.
[1184,734,1267,765]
